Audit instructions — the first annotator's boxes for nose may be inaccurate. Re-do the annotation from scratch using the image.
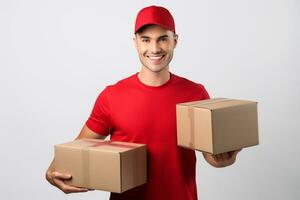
[150,41,162,54]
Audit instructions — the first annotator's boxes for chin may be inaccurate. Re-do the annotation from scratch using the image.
[148,66,167,73]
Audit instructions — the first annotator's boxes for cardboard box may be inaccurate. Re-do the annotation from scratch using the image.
[54,138,147,193]
[176,98,259,154]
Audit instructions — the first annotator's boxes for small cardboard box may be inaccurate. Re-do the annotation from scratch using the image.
[54,138,147,193]
[176,98,259,154]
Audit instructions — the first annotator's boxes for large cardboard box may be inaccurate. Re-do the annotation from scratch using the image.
[176,98,259,154]
[55,138,147,193]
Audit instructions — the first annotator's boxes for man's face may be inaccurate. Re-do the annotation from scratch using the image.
[134,25,178,73]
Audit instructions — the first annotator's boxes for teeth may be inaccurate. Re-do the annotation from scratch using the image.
[148,56,163,60]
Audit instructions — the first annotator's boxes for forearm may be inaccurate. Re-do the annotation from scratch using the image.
[75,125,107,140]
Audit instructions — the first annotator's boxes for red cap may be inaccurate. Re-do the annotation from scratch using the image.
[134,5,175,33]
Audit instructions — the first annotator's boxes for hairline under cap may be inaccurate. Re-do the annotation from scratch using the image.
[135,23,176,34]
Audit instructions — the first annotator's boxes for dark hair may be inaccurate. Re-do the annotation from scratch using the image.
[135,24,155,34]
[135,24,177,38]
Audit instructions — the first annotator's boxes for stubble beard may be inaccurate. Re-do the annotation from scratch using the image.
[139,52,174,73]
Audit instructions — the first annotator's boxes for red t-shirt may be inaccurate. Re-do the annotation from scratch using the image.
[86,72,210,200]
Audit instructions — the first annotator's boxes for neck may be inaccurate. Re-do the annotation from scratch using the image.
[138,66,170,87]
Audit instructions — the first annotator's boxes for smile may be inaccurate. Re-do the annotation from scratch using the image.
[147,55,165,61]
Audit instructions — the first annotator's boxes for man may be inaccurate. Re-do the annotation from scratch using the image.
[46,5,241,200]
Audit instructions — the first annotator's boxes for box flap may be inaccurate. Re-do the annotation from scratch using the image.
[56,139,146,153]
[177,98,256,110]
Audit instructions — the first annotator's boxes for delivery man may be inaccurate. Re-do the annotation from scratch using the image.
[45,5,241,200]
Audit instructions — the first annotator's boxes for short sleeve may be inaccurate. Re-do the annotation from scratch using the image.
[85,87,112,136]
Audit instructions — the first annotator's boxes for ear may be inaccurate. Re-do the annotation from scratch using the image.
[173,34,178,48]
[133,35,138,50]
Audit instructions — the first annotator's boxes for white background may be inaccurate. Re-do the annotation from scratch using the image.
[0,0,299,199]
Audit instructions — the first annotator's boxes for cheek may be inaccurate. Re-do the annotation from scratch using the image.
[165,47,174,55]
[137,45,147,55]
[163,44,175,52]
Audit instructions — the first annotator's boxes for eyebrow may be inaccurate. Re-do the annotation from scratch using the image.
[139,35,169,40]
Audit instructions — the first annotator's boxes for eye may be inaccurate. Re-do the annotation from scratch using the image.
[141,39,150,43]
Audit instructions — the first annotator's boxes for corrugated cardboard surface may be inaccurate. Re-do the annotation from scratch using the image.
[176,98,259,154]
[55,139,147,193]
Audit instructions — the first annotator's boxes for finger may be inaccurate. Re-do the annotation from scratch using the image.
[212,154,220,162]
[232,150,240,158]
[53,171,72,180]
[221,152,229,160]
[218,154,225,162]
[226,150,240,164]
[53,178,89,193]
[226,150,234,158]
[218,154,225,161]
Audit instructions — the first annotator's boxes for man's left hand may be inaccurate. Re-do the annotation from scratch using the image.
[202,149,242,168]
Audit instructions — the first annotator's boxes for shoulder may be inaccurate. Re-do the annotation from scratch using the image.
[172,73,210,99]
[172,73,206,90]
[103,73,137,93]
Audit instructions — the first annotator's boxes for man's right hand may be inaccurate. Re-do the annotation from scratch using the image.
[46,125,106,194]
[46,164,89,194]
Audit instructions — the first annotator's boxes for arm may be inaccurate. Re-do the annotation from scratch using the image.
[202,149,242,168]
[45,125,107,194]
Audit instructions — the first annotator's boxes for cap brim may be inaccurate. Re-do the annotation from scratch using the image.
[135,22,175,33]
